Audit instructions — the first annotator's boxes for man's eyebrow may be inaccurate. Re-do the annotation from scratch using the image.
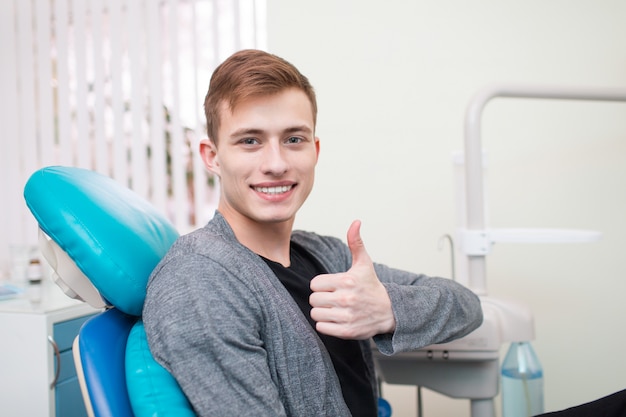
[230,128,264,138]
[229,125,313,138]
[283,125,313,135]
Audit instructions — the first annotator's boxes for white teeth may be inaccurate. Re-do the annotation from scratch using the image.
[254,185,292,195]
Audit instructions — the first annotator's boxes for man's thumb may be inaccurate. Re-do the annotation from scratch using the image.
[347,220,370,267]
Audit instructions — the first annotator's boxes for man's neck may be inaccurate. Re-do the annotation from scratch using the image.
[221,211,294,267]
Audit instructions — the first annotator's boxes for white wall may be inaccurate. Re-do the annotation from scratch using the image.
[267,1,626,416]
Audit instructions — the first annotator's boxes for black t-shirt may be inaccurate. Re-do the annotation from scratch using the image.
[261,241,377,417]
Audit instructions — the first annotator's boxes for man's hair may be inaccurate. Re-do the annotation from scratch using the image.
[204,49,317,144]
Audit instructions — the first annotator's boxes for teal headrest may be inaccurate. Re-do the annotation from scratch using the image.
[24,166,179,316]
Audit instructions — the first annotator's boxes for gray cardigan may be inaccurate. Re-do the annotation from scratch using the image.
[143,212,482,416]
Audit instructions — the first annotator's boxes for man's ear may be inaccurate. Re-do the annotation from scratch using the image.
[199,139,220,176]
[315,136,321,162]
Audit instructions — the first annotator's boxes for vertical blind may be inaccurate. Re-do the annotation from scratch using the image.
[0,0,266,276]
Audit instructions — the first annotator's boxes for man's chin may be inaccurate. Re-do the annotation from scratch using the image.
[253,210,298,226]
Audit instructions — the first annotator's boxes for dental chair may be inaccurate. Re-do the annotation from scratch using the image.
[24,166,394,417]
[23,166,195,417]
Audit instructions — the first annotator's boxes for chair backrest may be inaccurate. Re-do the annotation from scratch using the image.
[74,308,137,417]
[24,166,194,417]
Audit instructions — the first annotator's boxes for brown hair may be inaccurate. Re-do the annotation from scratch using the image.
[204,49,317,144]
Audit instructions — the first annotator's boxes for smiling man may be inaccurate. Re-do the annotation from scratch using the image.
[201,88,319,265]
[143,49,483,417]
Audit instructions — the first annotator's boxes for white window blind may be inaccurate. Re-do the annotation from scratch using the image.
[0,0,266,277]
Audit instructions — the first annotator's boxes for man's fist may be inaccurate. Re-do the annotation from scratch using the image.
[309,220,396,339]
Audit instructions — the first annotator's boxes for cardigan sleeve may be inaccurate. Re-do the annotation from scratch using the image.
[372,263,483,355]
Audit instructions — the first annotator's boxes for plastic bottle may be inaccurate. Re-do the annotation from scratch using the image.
[501,341,544,417]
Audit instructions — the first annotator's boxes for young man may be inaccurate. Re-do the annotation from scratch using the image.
[143,49,483,416]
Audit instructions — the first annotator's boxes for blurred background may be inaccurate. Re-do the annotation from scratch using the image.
[2,1,625,415]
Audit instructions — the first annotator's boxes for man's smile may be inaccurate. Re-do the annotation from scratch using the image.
[252,184,295,195]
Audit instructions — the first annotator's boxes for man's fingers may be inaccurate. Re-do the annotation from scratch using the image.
[309,273,338,292]
[315,319,366,340]
[309,291,334,308]
[347,219,372,268]
[310,306,342,322]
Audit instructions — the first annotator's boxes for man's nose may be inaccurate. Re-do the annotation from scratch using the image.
[261,142,288,175]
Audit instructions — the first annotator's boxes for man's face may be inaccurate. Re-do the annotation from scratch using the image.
[201,88,319,228]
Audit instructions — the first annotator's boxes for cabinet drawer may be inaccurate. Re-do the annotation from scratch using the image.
[54,314,96,352]
[56,377,88,417]
[58,349,77,383]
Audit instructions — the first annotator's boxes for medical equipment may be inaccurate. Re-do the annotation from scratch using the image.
[374,84,626,417]
[24,166,189,417]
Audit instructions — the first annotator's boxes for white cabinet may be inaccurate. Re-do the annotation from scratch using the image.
[0,281,99,416]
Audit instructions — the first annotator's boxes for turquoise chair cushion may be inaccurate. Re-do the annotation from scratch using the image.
[24,166,179,316]
[24,166,194,416]
[126,320,195,416]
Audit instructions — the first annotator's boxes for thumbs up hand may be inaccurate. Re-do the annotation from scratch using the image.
[309,220,396,340]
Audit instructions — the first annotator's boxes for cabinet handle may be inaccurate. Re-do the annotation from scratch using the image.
[48,335,61,389]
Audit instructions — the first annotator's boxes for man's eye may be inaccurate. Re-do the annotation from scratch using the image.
[241,138,258,145]
[286,136,303,144]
